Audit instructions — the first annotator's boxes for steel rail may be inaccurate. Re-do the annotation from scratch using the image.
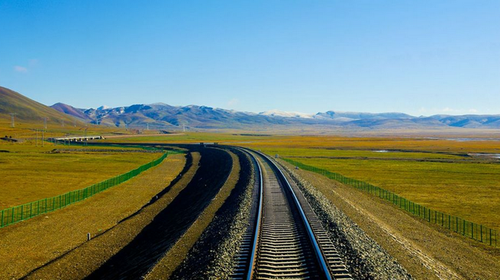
[254,150,333,280]
[245,150,263,280]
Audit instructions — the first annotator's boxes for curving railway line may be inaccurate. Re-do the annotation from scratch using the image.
[232,149,352,279]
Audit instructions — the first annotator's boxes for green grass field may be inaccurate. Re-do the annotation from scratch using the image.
[97,132,500,231]
[257,147,466,160]
[101,132,284,143]
[4,130,498,232]
[0,142,161,209]
[246,137,500,231]
[285,157,500,229]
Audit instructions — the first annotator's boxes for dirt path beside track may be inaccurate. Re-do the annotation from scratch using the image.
[87,147,233,279]
[145,149,241,279]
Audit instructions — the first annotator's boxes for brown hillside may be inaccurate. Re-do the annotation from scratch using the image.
[0,86,79,124]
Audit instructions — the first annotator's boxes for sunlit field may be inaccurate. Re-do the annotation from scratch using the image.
[238,135,500,230]
[0,141,161,209]
[119,132,500,230]
[8,130,498,230]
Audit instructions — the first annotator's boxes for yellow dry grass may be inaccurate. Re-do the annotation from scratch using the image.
[103,132,500,230]
[291,157,500,230]
[202,134,500,231]
[0,117,129,140]
[242,135,500,154]
[99,132,500,154]
[0,153,190,280]
[283,160,500,279]
[0,142,160,209]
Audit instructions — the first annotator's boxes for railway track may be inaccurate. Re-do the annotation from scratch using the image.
[232,149,352,279]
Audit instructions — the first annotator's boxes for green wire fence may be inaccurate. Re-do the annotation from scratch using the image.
[283,158,499,248]
[0,152,169,229]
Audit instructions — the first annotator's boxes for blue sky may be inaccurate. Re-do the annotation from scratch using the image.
[1,1,499,116]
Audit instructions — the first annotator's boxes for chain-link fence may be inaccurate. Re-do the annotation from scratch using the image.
[284,158,498,248]
[0,153,169,228]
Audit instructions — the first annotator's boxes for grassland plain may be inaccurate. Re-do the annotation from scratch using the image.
[281,160,500,279]
[236,135,500,231]
[145,149,240,279]
[0,152,190,280]
[0,142,160,209]
[99,132,500,153]
[0,119,128,140]
[100,132,288,144]
[92,132,500,231]
[241,134,500,154]
[267,155,500,231]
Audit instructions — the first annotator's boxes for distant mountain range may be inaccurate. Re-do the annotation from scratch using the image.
[51,102,500,130]
[2,86,500,131]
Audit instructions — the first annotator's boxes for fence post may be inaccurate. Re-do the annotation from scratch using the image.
[480,225,483,242]
[282,157,499,248]
[20,205,24,221]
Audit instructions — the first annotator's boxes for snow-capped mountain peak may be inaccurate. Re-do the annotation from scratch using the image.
[259,109,313,118]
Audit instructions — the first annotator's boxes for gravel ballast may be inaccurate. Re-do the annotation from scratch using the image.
[169,148,255,279]
[278,160,412,279]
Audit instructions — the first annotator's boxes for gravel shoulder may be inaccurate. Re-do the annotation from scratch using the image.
[0,153,191,280]
[169,148,254,279]
[279,159,410,279]
[280,159,500,280]
[145,149,241,279]
[86,146,232,279]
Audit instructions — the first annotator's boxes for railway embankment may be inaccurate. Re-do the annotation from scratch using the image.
[279,160,411,279]
[279,159,500,279]
[167,148,255,279]
[86,146,233,279]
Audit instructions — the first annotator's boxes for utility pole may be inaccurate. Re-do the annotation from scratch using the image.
[146,123,149,131]
[84,126,88,146]
[42,130,45,147]
[9,113,16,128]
[43,117,47,129]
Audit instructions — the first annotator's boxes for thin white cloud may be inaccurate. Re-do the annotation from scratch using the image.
[227,98,239,107]
[29,59,39,67]
[14,66,28,73]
